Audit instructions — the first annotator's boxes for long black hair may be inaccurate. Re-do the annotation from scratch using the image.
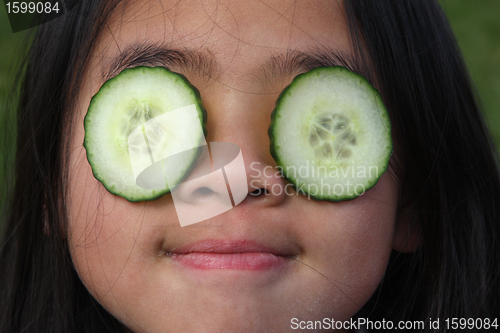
[1,0,498,332]
[346,0,500,325]
[0,1,125,332]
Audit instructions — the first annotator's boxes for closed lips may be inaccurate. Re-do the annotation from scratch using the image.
[167,239,296,270]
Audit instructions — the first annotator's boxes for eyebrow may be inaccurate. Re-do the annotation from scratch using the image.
[104,43,220,81]
[258,49,371,87]
[103,43,370,86]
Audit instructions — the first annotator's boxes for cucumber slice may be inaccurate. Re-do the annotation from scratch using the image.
[269,66,392,201]
[84,66,206,202]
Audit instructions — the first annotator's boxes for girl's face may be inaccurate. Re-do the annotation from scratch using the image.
[67,0,407,332]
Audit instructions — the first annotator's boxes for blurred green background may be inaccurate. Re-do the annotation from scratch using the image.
[0,0,499,168]
[439,0,500,151]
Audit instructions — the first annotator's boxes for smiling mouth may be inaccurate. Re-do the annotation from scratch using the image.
[167,239,296,270]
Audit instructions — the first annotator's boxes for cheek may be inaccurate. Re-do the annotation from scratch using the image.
[295,171,398,317]
[65,142,162,303]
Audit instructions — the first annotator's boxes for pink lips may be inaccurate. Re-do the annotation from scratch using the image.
[169,240,291,270]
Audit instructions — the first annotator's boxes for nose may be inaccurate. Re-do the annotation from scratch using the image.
[243,152,288,207]
[170,139,288,226]
[167,82,292,225]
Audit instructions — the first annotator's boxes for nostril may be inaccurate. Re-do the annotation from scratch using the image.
[193,187,214,197]
[250,188,270,197]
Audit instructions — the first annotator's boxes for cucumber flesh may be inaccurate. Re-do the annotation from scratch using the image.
[84,66,206,202]
[269,66,392,201]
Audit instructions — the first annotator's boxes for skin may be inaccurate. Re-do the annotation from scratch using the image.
[66,0,414,332]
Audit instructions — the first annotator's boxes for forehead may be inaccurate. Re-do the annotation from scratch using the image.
[93,0,351,82]
[106,0,348,47]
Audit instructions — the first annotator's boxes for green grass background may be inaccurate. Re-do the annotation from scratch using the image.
[0,0,499,191]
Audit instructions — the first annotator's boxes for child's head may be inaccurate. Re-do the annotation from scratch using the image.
[1,0,499,332]
[66,1,410,331]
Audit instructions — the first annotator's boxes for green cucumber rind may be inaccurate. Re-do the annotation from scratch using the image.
[83,66,207,202]
[268,66,392,202]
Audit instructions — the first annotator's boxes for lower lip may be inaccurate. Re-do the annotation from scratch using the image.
[170,252,290,270]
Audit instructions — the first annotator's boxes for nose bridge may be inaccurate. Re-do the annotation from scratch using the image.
[203,85,277,163]
[203,85,287,193]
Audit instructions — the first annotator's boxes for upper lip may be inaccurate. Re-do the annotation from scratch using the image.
[170,239,297,257]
